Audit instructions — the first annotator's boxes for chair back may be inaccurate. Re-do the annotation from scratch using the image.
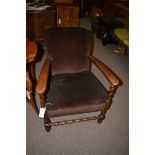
[45,27,93,75]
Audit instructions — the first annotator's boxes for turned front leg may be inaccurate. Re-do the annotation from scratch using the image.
[97,86,118,124]
[39,93,51,132]
[106,86,118,110]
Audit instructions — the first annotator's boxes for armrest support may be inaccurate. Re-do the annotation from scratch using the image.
[88,56,121,87]
[36,58,51,94]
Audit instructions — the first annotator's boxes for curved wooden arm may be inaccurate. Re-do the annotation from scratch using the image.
[36,58,51,94]
[89,56,121,86]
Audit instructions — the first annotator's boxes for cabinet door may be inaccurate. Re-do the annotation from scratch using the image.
[37,12,56,41]
[57,6,79,27]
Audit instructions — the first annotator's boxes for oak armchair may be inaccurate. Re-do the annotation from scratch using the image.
[36,27,121,132]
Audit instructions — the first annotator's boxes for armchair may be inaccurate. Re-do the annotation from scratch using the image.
[36,27,121,132]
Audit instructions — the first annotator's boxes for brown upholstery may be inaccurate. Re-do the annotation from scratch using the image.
[46,71,107,117]
[45,27,93,75]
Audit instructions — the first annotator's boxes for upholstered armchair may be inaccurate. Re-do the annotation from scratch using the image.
[36,27,121,132]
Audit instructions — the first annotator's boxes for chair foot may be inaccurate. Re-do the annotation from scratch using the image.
[44,118,51,132]
[97,113,105,124]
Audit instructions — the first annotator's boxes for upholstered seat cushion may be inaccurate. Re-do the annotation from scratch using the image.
[46,71,107,117]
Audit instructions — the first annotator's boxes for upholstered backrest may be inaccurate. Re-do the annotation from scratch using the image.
[45,27,93,75]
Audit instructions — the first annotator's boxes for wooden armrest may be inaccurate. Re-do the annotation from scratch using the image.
[89,56,121,86]
[36,58,51,94]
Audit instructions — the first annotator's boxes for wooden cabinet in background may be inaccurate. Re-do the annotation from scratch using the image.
[26,8,56,42]
[57,5,80,27]
[26,4,80,41]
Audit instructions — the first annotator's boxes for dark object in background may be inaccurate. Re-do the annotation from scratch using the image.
[80,0,104,17]
[92,16,124,46]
